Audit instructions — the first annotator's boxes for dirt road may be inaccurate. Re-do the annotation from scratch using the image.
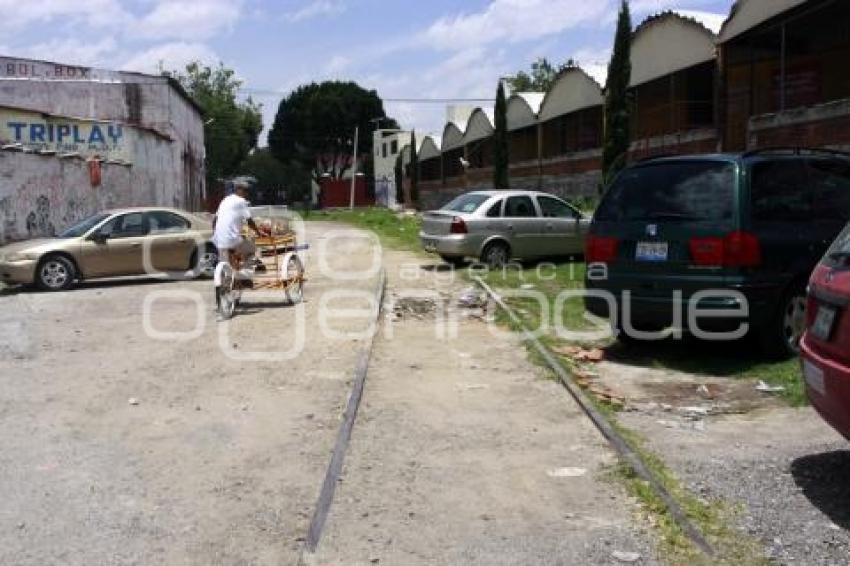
[312,244,654,565]
[0,222,652,565]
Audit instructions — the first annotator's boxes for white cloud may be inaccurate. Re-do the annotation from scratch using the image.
[572,46,611,86]
[285,0,346,23]
[676,9,726,33]
[121,42,219,74]
[15,37,118,67]
[419,0,610,51]
[134,0,243,41]
[325,55,351,74]
[0,0,130,32]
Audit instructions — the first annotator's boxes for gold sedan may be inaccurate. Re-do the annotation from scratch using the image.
[0,208,217,291]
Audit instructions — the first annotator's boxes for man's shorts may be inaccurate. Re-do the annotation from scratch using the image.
[219,237,256,261]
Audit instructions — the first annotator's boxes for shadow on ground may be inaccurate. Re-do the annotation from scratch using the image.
[1,277,187,296]
[604,334,776,377]
[791,450,850,530]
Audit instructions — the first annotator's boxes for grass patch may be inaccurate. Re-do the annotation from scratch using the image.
[472,260,805,405]
[309,208,422,253]
[607,422,768,565]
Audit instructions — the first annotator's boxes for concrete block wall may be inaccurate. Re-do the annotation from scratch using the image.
[748,98,850,150]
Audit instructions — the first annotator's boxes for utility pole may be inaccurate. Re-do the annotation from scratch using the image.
[349,125,359,210]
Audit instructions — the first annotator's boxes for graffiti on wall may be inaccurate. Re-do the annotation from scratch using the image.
[0,108,133,162]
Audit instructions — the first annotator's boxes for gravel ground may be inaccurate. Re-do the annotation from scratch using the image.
[619,407,850,565]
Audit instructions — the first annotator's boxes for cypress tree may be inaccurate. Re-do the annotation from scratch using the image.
[410,130,419,207]
[493,81,510,191]
[602,0,633,188]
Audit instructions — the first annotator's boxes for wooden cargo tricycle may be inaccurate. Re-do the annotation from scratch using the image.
[214,206,306,319]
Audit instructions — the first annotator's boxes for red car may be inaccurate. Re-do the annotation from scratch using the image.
[801,223,850,441]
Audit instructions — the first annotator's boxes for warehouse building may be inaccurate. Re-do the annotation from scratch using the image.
[506,92,544,190]
[406,1,850,210]
[629,12,718,160]
[719,0,850,150]
[538,67,604,198]
[0,56,204,243]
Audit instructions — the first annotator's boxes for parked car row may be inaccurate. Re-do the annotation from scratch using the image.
[0,208,218,290]
[420,148,850,441]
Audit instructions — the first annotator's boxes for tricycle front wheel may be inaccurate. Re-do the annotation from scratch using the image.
[280,253,304,305]
[214,262,238,319]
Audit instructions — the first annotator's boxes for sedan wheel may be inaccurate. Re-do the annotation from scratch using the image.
[481,242,509,269]
[37,256,76,291]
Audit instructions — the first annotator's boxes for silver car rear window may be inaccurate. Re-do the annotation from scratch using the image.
[442,193,490,213]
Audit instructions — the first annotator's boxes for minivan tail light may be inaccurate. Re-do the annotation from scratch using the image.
[450,216,468,234]
[724,230,761,267]
[689,231,761,267]
[586,235,619,263]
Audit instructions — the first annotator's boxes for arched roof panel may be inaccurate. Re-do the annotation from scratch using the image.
[462,107,495,144]
[507,92,544,131]
[538,67,603,122]
[630,11,716,88]
[718,0,807,43]
[419,135,441,160]
[441,122,466,151]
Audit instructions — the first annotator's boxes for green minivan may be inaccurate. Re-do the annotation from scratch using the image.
[585,150,850,358]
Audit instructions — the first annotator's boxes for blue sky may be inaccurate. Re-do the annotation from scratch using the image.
[0,0,734,143]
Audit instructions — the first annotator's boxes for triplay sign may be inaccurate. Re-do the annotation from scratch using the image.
[0,107,133,162]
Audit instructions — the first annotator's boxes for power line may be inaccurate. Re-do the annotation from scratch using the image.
[0,76,496,104]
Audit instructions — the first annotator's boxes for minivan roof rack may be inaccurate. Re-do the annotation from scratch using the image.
[742,147,850,159]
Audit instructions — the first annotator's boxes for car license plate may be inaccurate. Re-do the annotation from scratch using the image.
[811,305,837,341]
[803,359,826,396]
[635,241,668,262]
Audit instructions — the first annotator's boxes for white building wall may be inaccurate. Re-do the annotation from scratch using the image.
[0,56,204,242]
[372,130,411,208]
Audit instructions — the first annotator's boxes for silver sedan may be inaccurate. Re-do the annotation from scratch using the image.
[419,190,591,267]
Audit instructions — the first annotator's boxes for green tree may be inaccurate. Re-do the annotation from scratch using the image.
[171,62,263,187]
[493,82,510,191]
[238,148,311,205]
[507,57,576,92]
[602,0,633,187]
[268,81,399,185]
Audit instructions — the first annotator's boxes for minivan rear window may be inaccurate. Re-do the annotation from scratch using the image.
[595,162,735,222]
[442,193,490,213]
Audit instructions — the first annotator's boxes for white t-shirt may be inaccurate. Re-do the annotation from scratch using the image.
[213,194,252,249]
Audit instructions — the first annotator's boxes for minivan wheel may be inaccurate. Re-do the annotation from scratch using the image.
[36,255,76,291]
[481,242,510,268]
[759,286,807,359]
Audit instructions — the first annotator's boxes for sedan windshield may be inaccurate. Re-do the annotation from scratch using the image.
[58,214,110,238]
[441,193,490,214]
